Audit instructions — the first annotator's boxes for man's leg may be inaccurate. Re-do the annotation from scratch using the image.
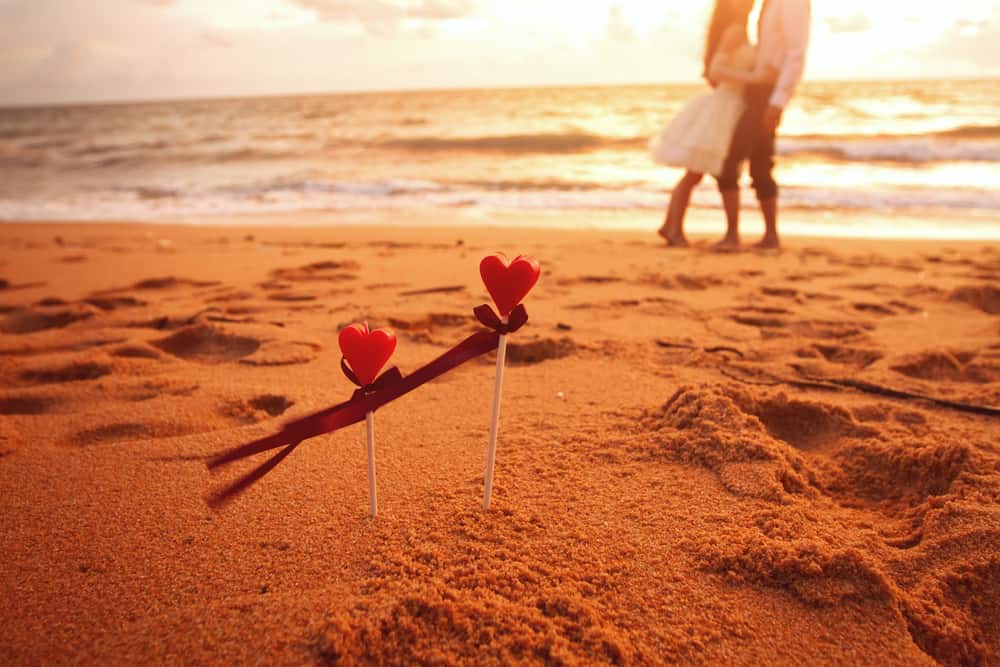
[716,188,740,250]
[748,103,780,249]
[757,197,779,249]
[715,89,769,250]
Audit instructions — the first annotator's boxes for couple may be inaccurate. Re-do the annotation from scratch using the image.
[651,0,811,250]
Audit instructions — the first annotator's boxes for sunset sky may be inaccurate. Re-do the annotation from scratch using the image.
[1,0,998,106]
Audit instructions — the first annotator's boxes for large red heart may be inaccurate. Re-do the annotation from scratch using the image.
[480,253,541,318]
[338,322,397,387]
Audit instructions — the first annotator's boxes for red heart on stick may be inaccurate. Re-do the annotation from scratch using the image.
[338,323,397,387]
[480,253,541,318]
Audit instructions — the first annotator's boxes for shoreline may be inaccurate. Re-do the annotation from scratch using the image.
[4,204,1000,241]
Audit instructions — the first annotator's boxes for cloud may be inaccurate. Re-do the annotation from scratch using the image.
[291,0,475,36]
[932,9,1000,71]
[824,12,871,34]
[605,4,634,43]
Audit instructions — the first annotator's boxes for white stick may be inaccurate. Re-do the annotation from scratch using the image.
[365,411,377,518]
[483,333,508,510]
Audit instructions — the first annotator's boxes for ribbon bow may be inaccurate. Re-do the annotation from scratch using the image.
[474,303,528,334]
[341,360,403,400]
[206,304,530,507]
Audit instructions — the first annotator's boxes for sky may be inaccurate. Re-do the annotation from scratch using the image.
[1,0,999,106]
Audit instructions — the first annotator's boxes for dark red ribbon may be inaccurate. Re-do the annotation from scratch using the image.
[206,303,527,506]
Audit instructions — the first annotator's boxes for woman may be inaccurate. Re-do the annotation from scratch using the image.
[650,0,777,247]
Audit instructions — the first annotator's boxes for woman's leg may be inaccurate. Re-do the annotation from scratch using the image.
[658,170,703,246]
[713,188,741,251]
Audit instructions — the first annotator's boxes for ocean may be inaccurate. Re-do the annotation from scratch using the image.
[1,79,999,238]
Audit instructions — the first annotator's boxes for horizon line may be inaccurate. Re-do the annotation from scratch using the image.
[2,74,997,111]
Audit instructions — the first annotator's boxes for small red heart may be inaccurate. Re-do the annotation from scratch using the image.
[338,323,397,387]
[480,253,541,318]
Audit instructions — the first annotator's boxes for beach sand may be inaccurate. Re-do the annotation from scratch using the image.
[1,220,998,665]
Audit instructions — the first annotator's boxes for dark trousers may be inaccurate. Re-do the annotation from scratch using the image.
[715,84,778,200]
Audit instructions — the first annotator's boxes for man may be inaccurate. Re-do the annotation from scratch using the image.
[712,0,811,250]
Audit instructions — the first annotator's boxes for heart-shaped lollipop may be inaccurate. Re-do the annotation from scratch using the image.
[480,253,541,318]
[339,323,397,387]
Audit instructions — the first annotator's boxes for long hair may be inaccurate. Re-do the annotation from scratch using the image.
[703,0,752,77]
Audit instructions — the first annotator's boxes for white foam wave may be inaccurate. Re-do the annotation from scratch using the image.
[778,138,1000,163]
[3,178,1000,224]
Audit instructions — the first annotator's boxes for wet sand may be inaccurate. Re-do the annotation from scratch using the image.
[1,221,998,665]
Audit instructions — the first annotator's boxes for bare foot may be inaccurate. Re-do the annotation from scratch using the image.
[753,235,781,251]
[657,226,689,248]
[711,236,741,253]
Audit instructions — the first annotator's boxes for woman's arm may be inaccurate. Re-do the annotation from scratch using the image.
[711,25,745,68]
[707,25,776,84]
[710,60,779,85]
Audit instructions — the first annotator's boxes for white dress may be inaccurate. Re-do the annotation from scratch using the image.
[650,44,755,177]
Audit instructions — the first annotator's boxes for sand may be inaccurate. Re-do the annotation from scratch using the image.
[1,221,998,665]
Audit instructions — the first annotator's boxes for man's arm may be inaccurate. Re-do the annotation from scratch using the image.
[769,0,811,109]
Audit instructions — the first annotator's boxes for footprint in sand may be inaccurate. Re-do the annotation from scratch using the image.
[58,254,88,264]
[888,299,922,314]
[35,297,69,306]
[0,394,61,415]
[388,312,469,330]
[224,394,295,423]
[554,275,623,287]
[949,284,1000,315]
[761,286,799,299]
[0,304,97,334]
[117,378,199,402]
[791,319,873,340]
[271,260,360,283]
[240,340,322,366]
[739,392,878,452]
[205,290,254,304]
[152,323,321,367]
[130,276,220,290]
[644,384,999,665]
[506,337,576,365]
[111,343,162,359]
[0,336,127,357]
[268,292,318,303]
[852,302,896,316]
[890,350,999,383]
[20,360,112,385]
[69,421,197,446]
[382,312,471,344]
[638,273,729,291]
[83,295,147,311]
[730,314,788,329]
[802,344,884,369]
[152,324,260,362]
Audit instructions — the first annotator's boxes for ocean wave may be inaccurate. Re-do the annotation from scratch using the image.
[379,129,1000,163]
[778,138,1000,163]
[4,127,998,171]
[4,179,999,223]
[69,140,171,157]
[378,132,644,154]
[784,123,1000,142]
[932,123,1000,139]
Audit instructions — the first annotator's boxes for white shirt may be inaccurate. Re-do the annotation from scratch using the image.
[757,0,811,108]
